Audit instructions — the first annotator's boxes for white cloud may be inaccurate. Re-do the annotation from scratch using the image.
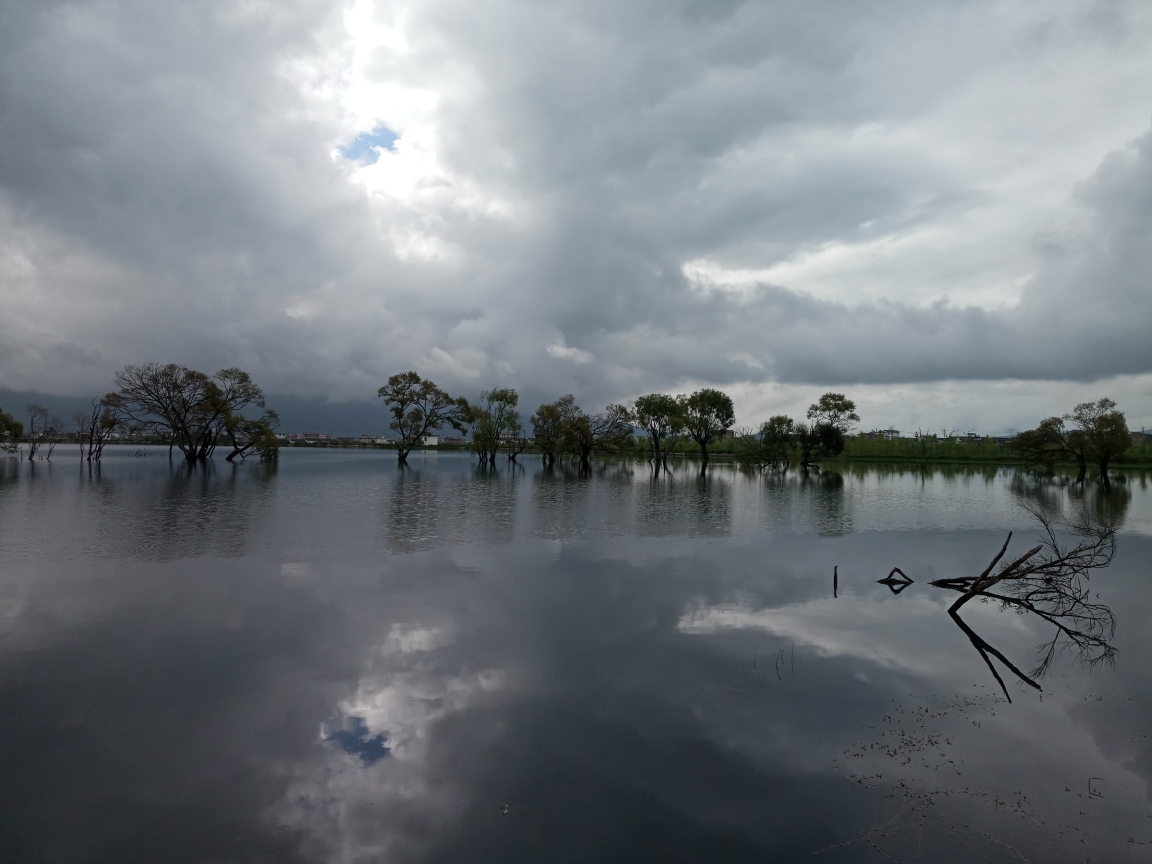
[1,0,1151,427]
[546,339,594,365]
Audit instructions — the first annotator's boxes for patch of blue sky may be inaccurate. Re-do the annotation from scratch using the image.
[339,126,398,165]
[326,716,390,765]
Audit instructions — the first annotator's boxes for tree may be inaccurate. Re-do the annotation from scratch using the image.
[758,415,796,469]
[806,393,859,433]
[0,406,22,454]
[501,415,530,462]
[26,404,62,461]
[1068,398,1128,480]
[76,396,125,462]
[1012,416,1088,480]
[678,388,734,465]
[110,363,274,463]
[633,393,681,469]
[377,372,469,465]
[468,388,520,466]
[570,403,634,467]
[794,421,844,467]
[223,410,280,462]
[530,399,570,466]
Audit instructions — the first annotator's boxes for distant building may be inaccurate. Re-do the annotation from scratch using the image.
[440,436,463,444]
[720,429,737,440]
[359,435,394,445]
[421,435,438,446]
[289,433,334,442]
[1132,430,1151,447]
[865,428,900,440]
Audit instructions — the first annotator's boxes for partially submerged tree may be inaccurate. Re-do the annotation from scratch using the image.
[0,406,22,455]
[930,508,1116,702]
[222,410,280,462]
[468,388,520,466]
[378,372,469,465]
[561,400,634,468]
[633,393,681,470]
[77,396,125,462]
[25,404,62,461]
[1014,399,1129,481]
[530,399,569,467]
[678,388,734,465]
[1010,417,1067,474]
[738,415,794,469]
[791,393,857,468]
[793,421,844,467]
[1069,398,1129,480]
[110,364,275,463]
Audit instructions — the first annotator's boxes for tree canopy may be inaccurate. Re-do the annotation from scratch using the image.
[0,406,22,454]
[378,371,469,464]
[678,388,734,463]
[633,393,681,467]
[806,393,859,433]
[110,364,277,463]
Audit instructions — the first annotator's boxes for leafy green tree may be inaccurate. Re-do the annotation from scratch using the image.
[530,400,568,466]
[678,388,735,464]
[556,400,634,467]
[1010,417,1066,473]
[377,371,469,465]
[794,421,844,466]
[223,410,280,462]
[0,406,22,454]
[1069,398,1129,479]
[741,417,797,470]
[633,393,681,468]
[468,388,520,465]
[806,393,859,433]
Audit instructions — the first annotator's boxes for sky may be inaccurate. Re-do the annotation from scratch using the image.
[1,0,1151,435]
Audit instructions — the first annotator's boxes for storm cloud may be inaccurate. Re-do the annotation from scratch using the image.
[1,0,1151,428]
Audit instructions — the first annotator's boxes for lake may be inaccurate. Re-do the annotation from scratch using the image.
[1,448,1150,862]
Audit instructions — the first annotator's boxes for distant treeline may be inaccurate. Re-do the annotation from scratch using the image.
[1,366,1147,478]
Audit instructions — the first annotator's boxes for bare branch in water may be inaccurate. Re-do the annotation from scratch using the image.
[930,506,1116,700]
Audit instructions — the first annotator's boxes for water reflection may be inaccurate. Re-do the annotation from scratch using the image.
[927,509,1117,701]
[384,463,522,553]
[0,451,1150,863]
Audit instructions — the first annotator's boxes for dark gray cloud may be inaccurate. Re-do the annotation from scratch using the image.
[1,0,1150,426]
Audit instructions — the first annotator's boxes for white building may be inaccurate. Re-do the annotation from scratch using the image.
[421,435,438,446]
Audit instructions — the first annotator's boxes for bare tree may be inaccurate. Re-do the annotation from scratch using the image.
[77,396,125,462]
[930,508,1116,701]
[26,404,62,461]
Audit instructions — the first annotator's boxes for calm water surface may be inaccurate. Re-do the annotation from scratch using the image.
[1,449,1150,862]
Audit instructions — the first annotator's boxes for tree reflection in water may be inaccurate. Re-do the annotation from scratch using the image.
[929,508,1116,701]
